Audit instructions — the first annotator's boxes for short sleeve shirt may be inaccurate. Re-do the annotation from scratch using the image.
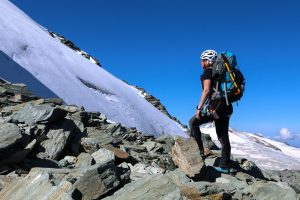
[200,68,212,89]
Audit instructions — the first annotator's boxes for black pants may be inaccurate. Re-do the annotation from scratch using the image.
[189,102,233,168]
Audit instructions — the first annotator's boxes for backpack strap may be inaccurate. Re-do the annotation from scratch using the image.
[221,53,241,95]
[223,83,229,106]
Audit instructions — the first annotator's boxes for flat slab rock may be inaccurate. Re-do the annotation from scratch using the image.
[12,103,67,125]
[103,169,191,200]
[0,168,74,200]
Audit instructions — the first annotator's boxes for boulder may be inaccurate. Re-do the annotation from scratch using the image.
[12,103,67,125]
[172,137,205,178]
[73,161,121,200]
[36,119,76,160]
[0,123,22,151]
[91,148,115,164]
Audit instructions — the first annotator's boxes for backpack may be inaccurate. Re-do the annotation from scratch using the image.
[210,52,245,105]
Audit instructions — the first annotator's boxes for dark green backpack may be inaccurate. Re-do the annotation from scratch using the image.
[211,52,245,105]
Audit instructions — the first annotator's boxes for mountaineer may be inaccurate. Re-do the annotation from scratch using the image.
[189,49,245,174]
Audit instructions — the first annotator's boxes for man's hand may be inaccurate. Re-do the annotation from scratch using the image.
[195,109,201,120]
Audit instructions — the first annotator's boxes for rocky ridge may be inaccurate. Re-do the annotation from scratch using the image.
[48,31,102,67]
[0,81,299,200]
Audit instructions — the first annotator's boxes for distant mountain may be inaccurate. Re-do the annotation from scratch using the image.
[0,0,186,137]
[201,123,300,170]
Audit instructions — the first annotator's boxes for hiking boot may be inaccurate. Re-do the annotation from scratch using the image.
[200,151,205,160]
[213,166,230,174]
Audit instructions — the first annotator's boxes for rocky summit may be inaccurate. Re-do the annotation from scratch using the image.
[0,81,299,200]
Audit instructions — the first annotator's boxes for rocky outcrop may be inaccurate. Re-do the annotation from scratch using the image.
[0,81,299,200]
[48,31,101,67]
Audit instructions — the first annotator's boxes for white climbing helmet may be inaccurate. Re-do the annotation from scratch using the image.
[200,50,218,62]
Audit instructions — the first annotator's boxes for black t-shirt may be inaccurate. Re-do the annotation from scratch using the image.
[200,68,212,89]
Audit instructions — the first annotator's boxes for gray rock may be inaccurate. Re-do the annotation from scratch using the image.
[68,111,90,125]
[103,170,188,200]
[235,171,255,183]
[69,119,85,133]
[155,135,175,154]
[263,170,300,194]
[235,158,265,179]
[105,123,126,136]
[127,151,150,163]
[0,175,22,191]
[73,161,120,200]
[33,124,47,136]
[219,174,249,190]
[0,99,44,116]
[91,148,115,164]
[141,141,159,152]
[116,164,131,184]
[122,144,147,153]
[59,105,82,113]
[43,98,64,105]
[99,113,108,122]
[165,168,191,185]
[1,83,37,101]
[185,180,236,198]
[243,181,299,200]
[75,153,93,173]
[58,159,69,168]
[0,139,36,165]
[80,137,99,154]
[278,170,300,193]
[63,156,77,165]
[37,119,75,160]
[129,163,165,181]
[204,156,218,167]
[12,103,67,125]
[86,127,116,146]
[0,123,22,151]
[0,168,74,200]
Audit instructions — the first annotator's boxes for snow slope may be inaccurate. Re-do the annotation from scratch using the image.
[0,0,186,137]
[201,123,300,170]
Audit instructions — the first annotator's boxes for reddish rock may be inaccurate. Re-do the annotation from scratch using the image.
[104,146,130,160]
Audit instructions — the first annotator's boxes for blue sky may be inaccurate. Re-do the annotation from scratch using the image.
[11,0,300,147]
